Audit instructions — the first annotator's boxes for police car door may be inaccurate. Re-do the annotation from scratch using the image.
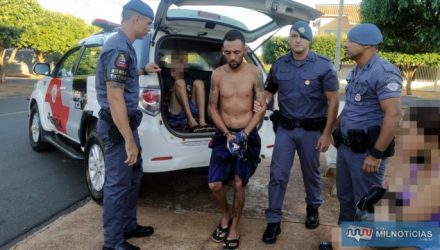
[45,47,81,138]
[67,45,102,141]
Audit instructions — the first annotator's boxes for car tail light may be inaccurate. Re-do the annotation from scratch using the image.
[139,87,160,116]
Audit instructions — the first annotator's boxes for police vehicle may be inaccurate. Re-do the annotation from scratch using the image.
[28,0,321,203]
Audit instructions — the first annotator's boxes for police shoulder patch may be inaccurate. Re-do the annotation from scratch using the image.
[386,81,400,91]
[114,52,129,69]
[384,75,402,92]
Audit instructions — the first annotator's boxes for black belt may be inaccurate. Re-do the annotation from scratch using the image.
[280,115,326,130]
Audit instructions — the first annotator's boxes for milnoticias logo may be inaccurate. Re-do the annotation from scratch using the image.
[346,225,374,241]
[341,222,439,247]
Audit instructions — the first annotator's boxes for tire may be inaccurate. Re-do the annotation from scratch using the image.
[29,105,52,151]
[85,131,105,205]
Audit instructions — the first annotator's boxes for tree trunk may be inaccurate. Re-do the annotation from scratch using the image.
[0,48,6,84]
[7,48,18,64]
[400,65,417,95]
[36,51,45,63]
[406,78,413,96]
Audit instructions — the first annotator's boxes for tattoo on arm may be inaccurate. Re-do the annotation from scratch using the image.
[107,81,125,90]
[209,77,219,108]
[254,70,265,103]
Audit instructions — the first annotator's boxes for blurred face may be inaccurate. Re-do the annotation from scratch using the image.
[171,51,188,76]
[390,119,440,192]
[222,39,246,69]
[134,14,153,39]
[344,39,366,60]
[288,29,310,56]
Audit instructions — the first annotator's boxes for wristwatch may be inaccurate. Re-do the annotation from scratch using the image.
[369,147,384,159]
[143,68,148,75]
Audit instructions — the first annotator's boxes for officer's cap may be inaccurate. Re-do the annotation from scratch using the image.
[348,23,383,45]
[123,0,154,20]
[290,21,313,41]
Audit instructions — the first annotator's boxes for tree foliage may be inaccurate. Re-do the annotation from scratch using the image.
[380,52,440,95]
[0,0,97,62]
[361,0,440,94]
[311,35,347,62]
[361,0,440,53]
[261,36,289,64]
[0,26,22,50]
[0,0,44,49]
[32,11,97,61]
[262,35,347,64]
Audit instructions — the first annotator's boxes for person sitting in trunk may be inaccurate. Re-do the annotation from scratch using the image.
[167,50,208,132]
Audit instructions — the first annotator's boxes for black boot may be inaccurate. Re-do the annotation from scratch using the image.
[305,205,319,229]
[262,222,281,244]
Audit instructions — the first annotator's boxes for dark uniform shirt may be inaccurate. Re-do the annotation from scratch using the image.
[265,51,339,119]
[96,29,140,115]
[341,54,402,134]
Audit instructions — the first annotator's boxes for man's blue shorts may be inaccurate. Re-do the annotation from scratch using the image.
[167,101,199,129]
[208,128,261,186]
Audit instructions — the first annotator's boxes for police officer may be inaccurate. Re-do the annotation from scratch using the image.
[261,21,340,244]
[334,23,402,224]
[95,0,160,249]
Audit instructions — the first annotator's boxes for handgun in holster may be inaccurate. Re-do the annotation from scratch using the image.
[99,109,143,145]
[347,129,368,153]
[367,126,395,158]
[269,110,281,133]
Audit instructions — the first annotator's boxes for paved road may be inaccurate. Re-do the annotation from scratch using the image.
[0,96,88,248]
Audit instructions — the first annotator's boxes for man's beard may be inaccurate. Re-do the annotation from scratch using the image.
[228,60,241,69]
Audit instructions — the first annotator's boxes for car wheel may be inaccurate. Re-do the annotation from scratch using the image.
[29,105,52,151]
[85,131,105,205]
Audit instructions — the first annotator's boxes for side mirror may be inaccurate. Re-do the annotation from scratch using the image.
[33,63,51,75]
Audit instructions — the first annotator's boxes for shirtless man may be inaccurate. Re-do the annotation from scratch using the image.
[207,29,266,250]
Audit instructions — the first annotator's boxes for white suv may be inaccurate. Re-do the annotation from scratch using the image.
[28,0,320,202]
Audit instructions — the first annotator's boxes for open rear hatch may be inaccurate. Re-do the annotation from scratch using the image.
[154,0,322,42]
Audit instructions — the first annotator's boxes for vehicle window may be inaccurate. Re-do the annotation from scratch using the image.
[56,48,81,77]
[187,53,210,70]
[76,46,102,76]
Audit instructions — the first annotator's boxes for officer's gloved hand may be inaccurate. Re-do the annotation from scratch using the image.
[354,186,386,221]
[227,131,248,160]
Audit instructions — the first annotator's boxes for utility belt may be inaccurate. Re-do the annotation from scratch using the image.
[98,109,143,144]
[280,115,326,131]
[269,110,326,133]
[332,126,395,157]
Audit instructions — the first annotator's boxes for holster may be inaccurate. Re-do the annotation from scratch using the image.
[335,126,395,157]
[302,117,326,131]
[269,110,281,133]
[366,126,395,158]
[347,129,368,153]
[99,109,143,144]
